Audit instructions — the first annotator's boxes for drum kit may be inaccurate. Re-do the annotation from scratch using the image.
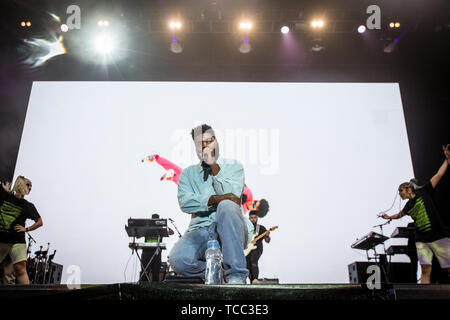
[26,234,58,284]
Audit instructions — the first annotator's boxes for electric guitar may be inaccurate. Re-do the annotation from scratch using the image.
[244,226,278,256]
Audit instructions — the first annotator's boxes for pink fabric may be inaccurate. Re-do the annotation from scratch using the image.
[154,155,183,184]
[242,185,253,214]
[152,154,253,213]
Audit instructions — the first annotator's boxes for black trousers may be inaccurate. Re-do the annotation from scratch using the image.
[140,248,162,282]
[246,249,262,282]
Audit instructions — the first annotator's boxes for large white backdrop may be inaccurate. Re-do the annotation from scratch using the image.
[14,81,415,284]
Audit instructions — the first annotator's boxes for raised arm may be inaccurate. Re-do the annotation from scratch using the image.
[379,210,405,220]
[430,144,450,188]
[155,156,183,178]
[242,185,254,214]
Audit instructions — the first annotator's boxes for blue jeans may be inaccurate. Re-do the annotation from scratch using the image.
[169,200,249,282]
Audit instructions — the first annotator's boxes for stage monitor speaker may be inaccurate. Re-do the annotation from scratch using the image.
[46,263,63,284]
[348,261,416,284]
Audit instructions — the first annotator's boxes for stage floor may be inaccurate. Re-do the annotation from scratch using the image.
[1,283,449,301]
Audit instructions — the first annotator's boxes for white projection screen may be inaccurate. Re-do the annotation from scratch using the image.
[14,82,415,284]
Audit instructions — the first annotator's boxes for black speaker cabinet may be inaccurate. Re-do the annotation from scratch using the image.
[46,263,63,284]
[348,261,416,284]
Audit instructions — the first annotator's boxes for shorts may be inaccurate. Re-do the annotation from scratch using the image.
[416,237,450,268]
[0,243,27,264]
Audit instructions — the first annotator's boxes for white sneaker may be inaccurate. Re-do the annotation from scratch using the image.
[226,276,247,285]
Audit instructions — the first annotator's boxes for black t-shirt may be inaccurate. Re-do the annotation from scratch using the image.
[0,187,41,244]
[252,224,267,253]
[402,181,448,243]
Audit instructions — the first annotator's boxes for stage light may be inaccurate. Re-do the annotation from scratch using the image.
[94,34,114,54]
[281,25,290,34]
[60,24,69,32]
[311,20,324,28]
[239,39,251,53]
[311,44,325,52]
[169,21,182,30]
[97,20,109,27]
[384,41,397,53]
[357,25,366,34]
[20,21,26,27]
[170,38,183,53]
[22,35,66,67]
[389,22,401,29]
[239,21,252,30]
[26,21,31,27]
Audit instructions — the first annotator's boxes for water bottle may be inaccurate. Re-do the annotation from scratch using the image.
[205,240,223,285]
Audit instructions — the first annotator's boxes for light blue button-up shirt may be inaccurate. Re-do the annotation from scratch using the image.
[177,157,254,239]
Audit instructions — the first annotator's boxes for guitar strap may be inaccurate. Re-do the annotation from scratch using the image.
[255,224,260,236]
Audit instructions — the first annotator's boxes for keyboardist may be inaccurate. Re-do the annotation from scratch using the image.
[379,144,450,284]
[140,214,174,282]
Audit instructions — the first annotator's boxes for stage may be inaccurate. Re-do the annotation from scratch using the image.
[1,283,449,301]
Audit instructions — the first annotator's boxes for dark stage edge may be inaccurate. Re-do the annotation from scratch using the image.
[0,283,450,300]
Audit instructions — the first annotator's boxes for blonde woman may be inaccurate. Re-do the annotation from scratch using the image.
[380,144,450,284]
[0,176,43,284]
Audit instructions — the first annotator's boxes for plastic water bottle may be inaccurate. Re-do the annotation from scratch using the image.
[205,240,223,285]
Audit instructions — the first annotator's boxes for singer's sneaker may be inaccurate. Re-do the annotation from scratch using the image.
[226,276,247,285]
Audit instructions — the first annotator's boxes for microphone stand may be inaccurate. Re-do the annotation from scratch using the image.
[26,233,36,260]
[169,218,182,238]
[373,219,391,283]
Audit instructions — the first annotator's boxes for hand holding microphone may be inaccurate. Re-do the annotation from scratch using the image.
[377,212,391,220]
[202,144,216,166]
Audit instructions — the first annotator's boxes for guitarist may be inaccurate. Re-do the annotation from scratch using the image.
[246,211,271,284]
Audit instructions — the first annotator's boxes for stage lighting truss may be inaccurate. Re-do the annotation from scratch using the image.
[117,8,390,35]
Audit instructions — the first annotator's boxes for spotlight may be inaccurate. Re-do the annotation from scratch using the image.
[389,22,400,28]
[311,44,325,52]
[239,39,251,53]
[97,20,109,27]
[311,20,324,28]
[170,38,183,53]
[357,25,366,34]
[20,21,26,27]
[239,21,252,30]
[60,24,69,32]
[169,21,182,30]
[94,34,114,54]
[384,41,397,53]
[280,25,290,34]
[26,21,31,27]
